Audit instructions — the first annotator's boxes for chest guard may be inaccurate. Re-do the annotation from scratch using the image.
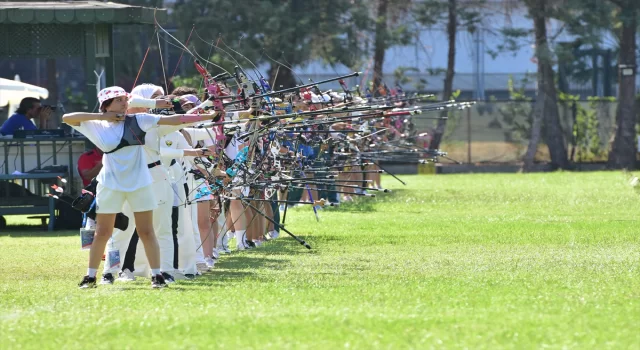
[105,116,147,154]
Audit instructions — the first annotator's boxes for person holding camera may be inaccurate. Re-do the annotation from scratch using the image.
[0,97,52,136]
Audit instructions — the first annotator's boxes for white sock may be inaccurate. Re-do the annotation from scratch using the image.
[87,268,97,278]
[235,230,246,245]
[151,269,161,276]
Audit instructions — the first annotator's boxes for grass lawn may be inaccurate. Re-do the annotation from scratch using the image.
[1,172,639,349]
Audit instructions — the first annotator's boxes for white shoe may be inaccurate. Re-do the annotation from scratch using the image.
[212,248,220,260]
[269,230,280,239]
[254,240,263,247]
[117,268,135,282]
[196,262,210,272]
[205,257,215,268]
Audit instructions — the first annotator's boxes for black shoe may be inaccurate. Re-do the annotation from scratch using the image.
[151,274,167,288]
[161,272,175,283]
[184,274,196,280]
[78,275,97,289]
[246,240,256,248]
[100,273,114,285]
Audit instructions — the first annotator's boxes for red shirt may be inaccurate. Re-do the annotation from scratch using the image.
[77,148,103,186]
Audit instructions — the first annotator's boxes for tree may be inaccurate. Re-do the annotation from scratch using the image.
[606,0,639,169]
[372,0,390,96]
[172,0,370,90]
[522,0,570,170]
[111,0,165,88]
[417,0,484,150]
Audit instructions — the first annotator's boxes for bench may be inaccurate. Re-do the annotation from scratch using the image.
[27,215,50,226]
[0,172,65,231]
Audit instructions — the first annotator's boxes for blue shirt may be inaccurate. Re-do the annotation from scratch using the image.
[0,113,37,136]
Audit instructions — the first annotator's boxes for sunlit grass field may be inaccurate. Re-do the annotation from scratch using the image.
[1,172,639,349]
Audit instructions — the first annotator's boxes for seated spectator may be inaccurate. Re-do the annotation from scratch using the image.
[0,97,52,136]
[77,145,103,187]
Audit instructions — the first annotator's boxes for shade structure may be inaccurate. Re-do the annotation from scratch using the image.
[0,78,49,107]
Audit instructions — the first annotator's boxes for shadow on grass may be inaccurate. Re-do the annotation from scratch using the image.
[0,227,77,237]
[317,188,412,213]
[260,236,321,255]
[323,196,377,213]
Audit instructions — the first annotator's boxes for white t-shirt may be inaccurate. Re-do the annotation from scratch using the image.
[72,113,160,192]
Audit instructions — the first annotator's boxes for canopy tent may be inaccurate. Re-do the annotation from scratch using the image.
[0,77,49,114]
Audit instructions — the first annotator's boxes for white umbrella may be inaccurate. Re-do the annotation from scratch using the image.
[0,77,49,108]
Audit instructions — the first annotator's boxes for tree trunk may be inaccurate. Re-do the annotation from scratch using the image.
[523,0,569,170]
[372,0,389,98]
[429,0,456,150]
[607,11,637,169]
[268,63,296,90]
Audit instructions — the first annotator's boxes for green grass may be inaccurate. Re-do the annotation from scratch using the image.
[1,172,639,349]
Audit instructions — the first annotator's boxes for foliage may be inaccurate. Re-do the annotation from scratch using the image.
[171,0,373,87]
[559,93,607,161]
[497,75,534,144]
[416,0,485,32]
[63,87,88,112]
[392,66,431,91]
[170,75,203,92]
[441,89,463,141]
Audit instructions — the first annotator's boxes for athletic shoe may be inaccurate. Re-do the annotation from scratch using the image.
[212,248,220,260]
[151,274,168,288]
[204,257,215,268]
[100,273,114,285]
[78,275,97,289]
[196,262,210,272]
[117,269,135,282]
[184,274,196,280]
[237,240,253,250]
[269,231,280,239]
[161,272,175,284]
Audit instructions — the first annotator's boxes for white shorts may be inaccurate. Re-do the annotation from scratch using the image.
[96,183,158,214]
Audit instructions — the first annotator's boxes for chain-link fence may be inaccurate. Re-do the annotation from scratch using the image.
[413,100,618,164]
